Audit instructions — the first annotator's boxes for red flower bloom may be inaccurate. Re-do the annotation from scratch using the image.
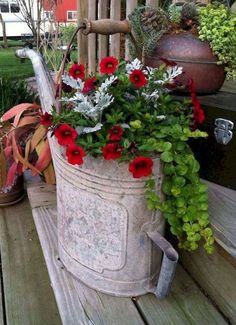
[40,112,53,127]
[99,56,119,75]
[193,99,205,125]
[102,143,123,160]
[54,124,78,146]
[129,156,153,178]
[68,63,85,80]
[108,125,123,141]
[189,79,205,126]
[82,76,96,94]
[66,144,85,165]
[129,69,148,88]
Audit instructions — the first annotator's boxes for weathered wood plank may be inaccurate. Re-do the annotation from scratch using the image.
[88,0,97,74]
[31,205,144,325]
[221,80,236,93]
[205,180,236,257]
[0,199,61,325]
[98,0,109,61]
[136,264,228,325]
[145,0,159,8]
[78,0,88,67]
[110,0,121,58]
[0,262,5,325]
[181,242,236,325]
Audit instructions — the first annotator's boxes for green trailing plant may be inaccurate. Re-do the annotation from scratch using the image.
[198,3,236,79]
[42,57,214,254]
[128,2,236,79]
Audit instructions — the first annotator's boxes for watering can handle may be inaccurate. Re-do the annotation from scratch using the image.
[145,229,179,299]
[82,18,132,35]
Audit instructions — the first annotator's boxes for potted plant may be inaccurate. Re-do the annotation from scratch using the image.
[0,103,55,206]
[128,2,236,93]
[38,56,214,297]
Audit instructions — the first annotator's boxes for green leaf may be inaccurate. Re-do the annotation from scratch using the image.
[172,176,186,187]
[163,163,175,175]
[175,164,188,176]
[162,142,172,151]
[161,151,174,162]
[171,186,181,197]
[162,180,172,195]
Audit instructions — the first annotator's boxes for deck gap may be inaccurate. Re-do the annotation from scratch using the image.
[179,260,232,324]
[131,297,149,325]
[0,252,7,325]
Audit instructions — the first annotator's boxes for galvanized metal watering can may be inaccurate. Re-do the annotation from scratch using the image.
[16,42,178,299]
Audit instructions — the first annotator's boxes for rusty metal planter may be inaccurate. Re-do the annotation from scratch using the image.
[145,33,226,94]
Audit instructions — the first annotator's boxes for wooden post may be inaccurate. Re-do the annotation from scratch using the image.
[98,0,109,61]
[0,14,8,48]
[145,0,159,8]
[110,0,121,58]
[77,0,88,68]
[88,0,97,74]
[125,0,138,60]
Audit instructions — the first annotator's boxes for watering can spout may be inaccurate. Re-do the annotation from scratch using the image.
[15,48,57,113]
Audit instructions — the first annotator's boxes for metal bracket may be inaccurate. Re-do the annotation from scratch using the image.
[214,118,234,145]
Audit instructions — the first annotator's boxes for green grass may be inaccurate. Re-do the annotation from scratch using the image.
[0,47,78,80]
[0,47,34,80]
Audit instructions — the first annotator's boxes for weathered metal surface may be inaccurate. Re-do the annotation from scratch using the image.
[144,33,226,94]
[51,137,171,296]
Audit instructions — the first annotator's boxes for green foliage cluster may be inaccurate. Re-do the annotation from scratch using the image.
[198,3,236,80]
[52,62,214,254]
[129,3,236,79]
[0,78,39,115]
[59,24,78,46]
[128,6,169,57]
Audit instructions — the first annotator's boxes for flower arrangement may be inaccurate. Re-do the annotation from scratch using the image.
[44,56,214,253]
[129,2,236,80]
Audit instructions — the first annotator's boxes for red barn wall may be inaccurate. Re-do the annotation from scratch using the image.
[43,0,77,22]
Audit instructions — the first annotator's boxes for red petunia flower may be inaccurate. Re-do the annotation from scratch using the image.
[54,124,78,146]
[82,76,96,94]
[129,69,148,88]
[102,143,123,160]
[129,156,153,178]
[66,144,85,165]
[68,63,85,80]
[40,112,53,127]
[108,125,123,142]
[189,79,205,126]
[99,56,119,75]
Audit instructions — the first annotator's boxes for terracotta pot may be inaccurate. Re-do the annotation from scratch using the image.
[50,137,178,298]
[0,175,25,207]
[144,32,226,94]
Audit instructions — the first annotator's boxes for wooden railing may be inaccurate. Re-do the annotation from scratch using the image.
[77,0,159,74]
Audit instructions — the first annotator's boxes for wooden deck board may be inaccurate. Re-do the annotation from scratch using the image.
[27,182,230,325]
[205,180,236,257]
[31,206,144,325]
[181,243,236,325]
[0,264,4,325]
[0,199,61,325]
[136,265,228,325]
